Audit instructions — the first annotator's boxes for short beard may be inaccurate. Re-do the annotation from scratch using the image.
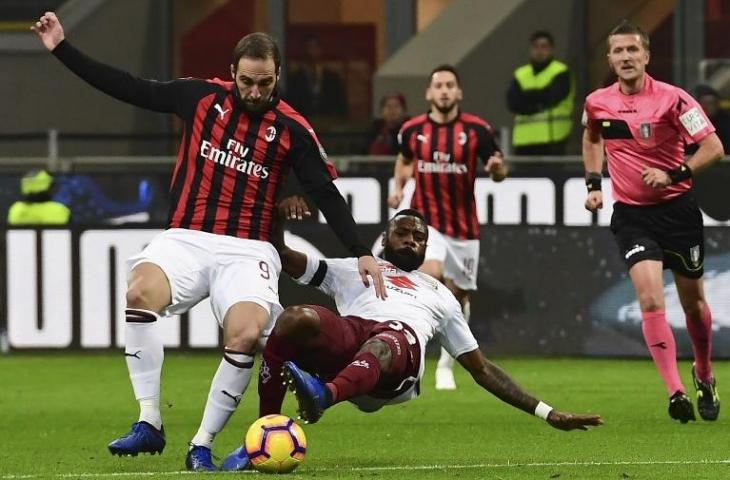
[433,101,456,115]
[382,244,424,272]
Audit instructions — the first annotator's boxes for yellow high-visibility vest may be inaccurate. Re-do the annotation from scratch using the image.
[7,201,70,225]
[512,60,574,147]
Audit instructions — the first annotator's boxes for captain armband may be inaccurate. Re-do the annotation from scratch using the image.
[585,172,602,193]
[667,163,693,185]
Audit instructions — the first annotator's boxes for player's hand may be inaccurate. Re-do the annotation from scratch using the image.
[485,154,508,182]
[584,191,603,212]
[358,255,387,300]
[387,190,403,209]
[277,195,311,221]
[547,410,603,431]
[641,166,671,189]
[31,12,65,51]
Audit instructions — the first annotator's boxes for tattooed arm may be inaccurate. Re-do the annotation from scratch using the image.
[457,349,603,431]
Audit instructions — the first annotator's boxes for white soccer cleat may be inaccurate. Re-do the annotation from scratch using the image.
[435,367,457,390]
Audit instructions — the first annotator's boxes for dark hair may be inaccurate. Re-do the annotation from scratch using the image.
[391,209,425,222]
[380,91,407,110]
[386,208,427,235]
[429,64,460,86]
[232,32,281,72]
[529,30,554,45]
[608,20,650,51]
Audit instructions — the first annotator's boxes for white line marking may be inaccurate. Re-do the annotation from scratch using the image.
[3,459,730,479]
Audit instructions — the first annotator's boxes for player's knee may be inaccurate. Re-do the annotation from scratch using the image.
[636,292,664,312]
[682,298,706,320]
[361,338,393,372]
[225,321,263,353]
[274,306,320,340]
[125,283,158,310]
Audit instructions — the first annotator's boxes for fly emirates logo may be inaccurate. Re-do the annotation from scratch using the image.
[199,139,270,179]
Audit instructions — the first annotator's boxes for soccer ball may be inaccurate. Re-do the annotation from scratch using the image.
[244,414,307,474]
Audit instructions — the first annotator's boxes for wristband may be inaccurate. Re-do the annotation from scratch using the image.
[585,172,602,193]
[667,164,692,185]
[534,401,553,421]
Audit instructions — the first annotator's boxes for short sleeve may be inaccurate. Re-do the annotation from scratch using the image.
[438,293,479,358]
[671,90,715,144]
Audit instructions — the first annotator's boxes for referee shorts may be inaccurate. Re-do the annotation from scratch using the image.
[610,192,705,279]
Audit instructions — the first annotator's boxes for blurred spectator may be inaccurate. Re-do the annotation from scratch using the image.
[686,84,730,154]
[285,35,348,118]
[507,30,574,155]
[365,92,408,155]
[7,170,70,225]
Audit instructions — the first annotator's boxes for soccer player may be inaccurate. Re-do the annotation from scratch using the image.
[582,20,723,423]
[220,208,602,470]
[31,12,385,470]
[387,65,507,390]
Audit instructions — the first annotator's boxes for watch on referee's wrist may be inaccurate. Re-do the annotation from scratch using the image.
[585,172,602,193]
[667,163,692,185]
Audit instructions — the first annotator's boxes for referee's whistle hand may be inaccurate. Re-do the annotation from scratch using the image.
[31,12,65,51]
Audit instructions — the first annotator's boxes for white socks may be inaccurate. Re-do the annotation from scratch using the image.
[190,349,254,449]
[124,308,164,430]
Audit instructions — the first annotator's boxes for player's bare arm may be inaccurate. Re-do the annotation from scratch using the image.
[642,132,724,189]
[388,154,414,208]
[582,126,604,212]
[270,202,308,279]
[458,348,603,431]
[31,12,65,50]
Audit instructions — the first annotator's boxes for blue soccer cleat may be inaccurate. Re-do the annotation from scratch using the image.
[108,421,166,456]
[185,445,217,471]
[282,361,331,424]
[220,445,251,471]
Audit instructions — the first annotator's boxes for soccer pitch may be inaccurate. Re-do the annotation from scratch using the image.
[1,354,728,479]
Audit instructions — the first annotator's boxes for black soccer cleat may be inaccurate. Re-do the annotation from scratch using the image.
[668,391,696,424]
[692,366,720,421]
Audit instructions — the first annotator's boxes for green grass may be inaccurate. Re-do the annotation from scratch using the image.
[1,354,728,479]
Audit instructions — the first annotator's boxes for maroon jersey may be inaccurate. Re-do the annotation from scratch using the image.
[53,42,337,242]
[398,112,499,239]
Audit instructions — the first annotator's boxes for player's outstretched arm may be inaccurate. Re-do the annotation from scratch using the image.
[30,11,64,50]
[31,12,183,113]
[457,349,602,431]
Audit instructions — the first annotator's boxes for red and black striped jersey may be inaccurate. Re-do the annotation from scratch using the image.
[398,112,499,240]
[52,41,337,243]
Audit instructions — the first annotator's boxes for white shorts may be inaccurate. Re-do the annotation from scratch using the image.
[424,227,480,290]
[126,228,283,333]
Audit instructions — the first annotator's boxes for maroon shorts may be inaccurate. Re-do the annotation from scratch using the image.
[299,305,421,399]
